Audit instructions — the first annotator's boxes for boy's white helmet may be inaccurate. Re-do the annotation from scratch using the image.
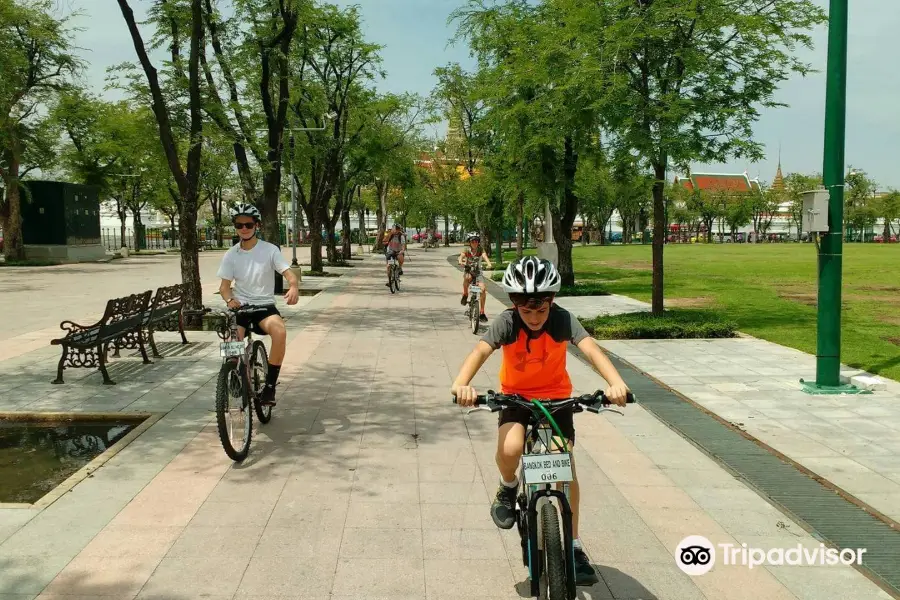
[501,256,561,294]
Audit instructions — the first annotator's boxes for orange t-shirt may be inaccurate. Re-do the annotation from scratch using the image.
[481,305,590,400]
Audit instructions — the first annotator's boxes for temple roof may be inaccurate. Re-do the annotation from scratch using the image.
[675,172,760,193]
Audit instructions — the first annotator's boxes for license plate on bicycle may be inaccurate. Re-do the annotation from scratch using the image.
[469,285,481,296]
[522,453,573,484]
[220,340,246,357]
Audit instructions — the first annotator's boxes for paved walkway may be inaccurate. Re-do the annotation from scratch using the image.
[555,297,900,526]
[0,248,893,599]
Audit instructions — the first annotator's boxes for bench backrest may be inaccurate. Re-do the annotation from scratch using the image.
[99,290,152,338]
[146,283,185,324]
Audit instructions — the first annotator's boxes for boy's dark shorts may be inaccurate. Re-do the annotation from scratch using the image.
[236,305,280,336]
[498,403,576,442]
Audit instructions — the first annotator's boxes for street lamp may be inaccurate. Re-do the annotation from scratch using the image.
[254,112,336,288]
[283,112,337,266]
[807,0,860,394]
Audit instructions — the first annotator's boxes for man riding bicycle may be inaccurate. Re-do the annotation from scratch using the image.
[216,203,299,406]
[458,233,492,323]
[451,256,630,586]
[385,224,407,285]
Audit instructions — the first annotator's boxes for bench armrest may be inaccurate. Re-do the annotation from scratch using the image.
[58,319,101,335]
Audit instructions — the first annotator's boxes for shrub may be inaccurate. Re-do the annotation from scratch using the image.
[558,283,609,297]
[580,309,737,340]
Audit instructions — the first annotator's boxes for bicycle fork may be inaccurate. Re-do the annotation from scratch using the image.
[525,487,577,599]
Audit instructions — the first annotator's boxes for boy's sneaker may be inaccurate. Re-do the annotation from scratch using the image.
[460,295,468,305]
[479,313,488,322]
[490,484,518,529]
[573,548,599,585]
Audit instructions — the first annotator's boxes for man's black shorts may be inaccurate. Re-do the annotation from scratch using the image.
[236,304,280,336]
[498,403,576,442]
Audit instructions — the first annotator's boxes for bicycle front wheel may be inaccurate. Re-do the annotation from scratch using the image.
[249,340,272,424]
[470,299,479,334]
[215,361,252,461]
[541,502,566,600]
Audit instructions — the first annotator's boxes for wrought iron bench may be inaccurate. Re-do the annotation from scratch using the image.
[111,283,188,360]
[50,291,152,385]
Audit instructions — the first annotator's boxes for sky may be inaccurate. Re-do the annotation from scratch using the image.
[66,0,900,189]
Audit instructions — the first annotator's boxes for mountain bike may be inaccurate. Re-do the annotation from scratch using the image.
[186,305,273,461]
[454,389,635,600]
[387,254,401,293]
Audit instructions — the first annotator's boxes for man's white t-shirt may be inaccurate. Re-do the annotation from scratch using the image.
[216,239,291,306]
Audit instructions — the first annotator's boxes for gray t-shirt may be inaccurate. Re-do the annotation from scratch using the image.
[216,239,291,306]
[481,304,590,350]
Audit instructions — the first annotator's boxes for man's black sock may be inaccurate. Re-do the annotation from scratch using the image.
[266,363,281,387]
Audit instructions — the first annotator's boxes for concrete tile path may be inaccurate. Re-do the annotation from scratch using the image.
[592,337,900,525]
[0,247,893,599]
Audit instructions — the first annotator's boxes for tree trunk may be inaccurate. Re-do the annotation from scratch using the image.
[516,191,524,259]
[341,205,352,260]
[261,171,281,247]
[118,204,128,249]
[132,209,143,250]
[553,136,579,288]
[651,162,666,314]
[170,215,177,248]
[373,180,387,252]
[444,213,450,246]
[305,205,323,272]
[178,197,202,310]
[1,158,24,260]
[357,207,366,251]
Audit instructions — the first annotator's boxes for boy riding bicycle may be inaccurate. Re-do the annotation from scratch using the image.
[216,203,300,406]
[458,233,492,322]
[451,256,629,585]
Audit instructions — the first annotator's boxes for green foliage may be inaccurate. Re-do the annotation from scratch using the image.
[0,0,81,258]
[558,283,610,297]
[580,310,737,340]
[783,172,823,233]
[844,167,879,236]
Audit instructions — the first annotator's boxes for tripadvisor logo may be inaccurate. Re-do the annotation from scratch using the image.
[675,536,867,574]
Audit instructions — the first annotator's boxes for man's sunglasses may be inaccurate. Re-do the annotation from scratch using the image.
[234,222,256,230]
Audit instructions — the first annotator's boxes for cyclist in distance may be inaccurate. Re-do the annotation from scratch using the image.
[385,223,407,284]
[458,233,492,322]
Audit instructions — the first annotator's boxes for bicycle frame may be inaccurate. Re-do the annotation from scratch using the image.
[521,406,578,599]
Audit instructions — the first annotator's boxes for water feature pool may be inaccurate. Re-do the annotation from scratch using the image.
[0,416,147,504]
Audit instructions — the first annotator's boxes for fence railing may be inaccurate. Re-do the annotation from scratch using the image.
[101,227,225,251]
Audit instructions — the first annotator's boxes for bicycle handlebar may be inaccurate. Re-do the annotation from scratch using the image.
[452,389,635,414]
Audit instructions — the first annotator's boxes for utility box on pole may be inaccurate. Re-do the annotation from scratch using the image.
[802,189,830,233]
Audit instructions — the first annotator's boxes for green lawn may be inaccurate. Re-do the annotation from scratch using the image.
[505,244,900,381]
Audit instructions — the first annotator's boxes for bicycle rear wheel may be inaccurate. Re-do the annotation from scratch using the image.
[541,502,566,600]
[249,340,272,424]
[215,361,252,461]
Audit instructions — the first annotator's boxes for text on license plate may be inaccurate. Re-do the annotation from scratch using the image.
[220,341,246,357]
[469,285,481,295]
[521,452,573,484]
